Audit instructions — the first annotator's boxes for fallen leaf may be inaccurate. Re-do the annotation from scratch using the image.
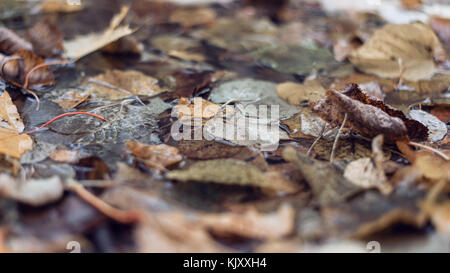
[431,106,450,123]
[170,69,213,98]
[312,84,428,143]
[349,22,445,81]
[198,204,295,240]
[0,26,33,55]
[52,91,90,109]
[0,175,63,206]
[0,91,32,158]
[277,78,326,105]
[87,70,164,99]
[424,201,450,234]
[409,110,447,142]
[63,6,136,60]
[1,50,55,88]
[172,97,233,122]
[125,141,182,171]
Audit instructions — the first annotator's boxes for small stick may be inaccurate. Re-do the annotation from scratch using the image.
[23,112,107,135]
[67,180,143,224]
[330,113,348,163]
[307,125,325,156]
[409,141,449,161]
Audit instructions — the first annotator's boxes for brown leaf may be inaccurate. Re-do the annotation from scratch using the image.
[49,149,80,163]
[87,70,164,99]
[169,7,216,28]
[0,91,32,158]
[312,84,428,142]
[430,16,450,43]
[1,50,55,88]
[37,0,85,13]
[26,20,63,58]
[171,69,213,98]
[350,22,445,81]
[277,79,326,105]
[125,141,182,171]
[0,27,33,55]
[52,91,90,109]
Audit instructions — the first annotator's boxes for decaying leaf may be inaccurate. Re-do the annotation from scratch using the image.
[409,110,447,143]
[349,22,445,81]
[63,6,136,60]
[125,141,182,170]
[87,70,164,99]
[49,149,80,163]
[312,84,428,143]
[277,78,327,105]
[0,91,32,158]
[0,175,63,206]
[283,147,360,205]
[52,91,90,109]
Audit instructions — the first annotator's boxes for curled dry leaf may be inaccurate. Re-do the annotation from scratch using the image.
[0,26,33,55]
[0,175,63,206]
[408,110,447,143]
[1,50,55,88]
[125,141,182,171]
[87,70,164,99]
[197,204,295,240]
[52,91,90,109]
[0,91,32,158]
[344,135,392,194]
[63,6,135,60]
[349,22,445,81]
[277,78,326,105]
[26,20,63,58]
[312,84,428,143]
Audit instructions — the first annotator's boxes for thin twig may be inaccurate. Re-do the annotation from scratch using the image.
[330,113,348,163]
[307,125,325,156]
[88,78,133,95]
[409,141,449,161]
[67,180,143,224]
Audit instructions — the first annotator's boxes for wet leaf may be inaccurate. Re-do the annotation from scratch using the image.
[49,149,80,163]
[349,22,445,81]
[169,7,216,28]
